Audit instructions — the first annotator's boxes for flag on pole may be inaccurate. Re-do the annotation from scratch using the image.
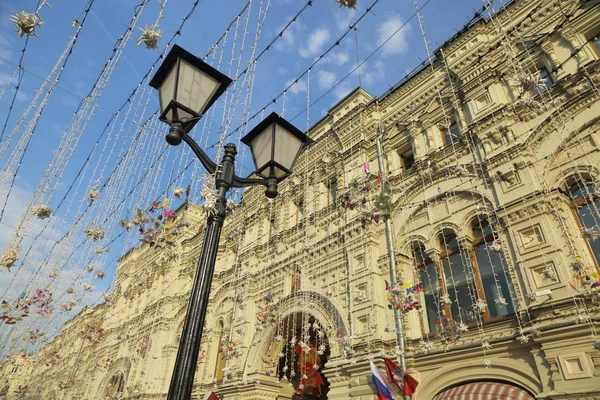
[370,360,396,400]
[384,358,419,398]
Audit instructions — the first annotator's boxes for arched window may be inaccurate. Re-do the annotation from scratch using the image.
[291,269,301,293]
[413,242,439,333]
[439,230,477,324]
[415,223,514,334]
[214,321,226,381]
[568,180,600,266]
[471,217,514,318]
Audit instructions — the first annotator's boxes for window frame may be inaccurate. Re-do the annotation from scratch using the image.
[589,33,600,58]
[327,178,338,206]
[440,118,461,147]
[567,181,600,271]
[531,67,554,96]
[414,222,514,336]
[400,148,415,171]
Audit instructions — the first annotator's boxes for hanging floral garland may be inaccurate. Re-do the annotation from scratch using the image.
[340,164,392,223]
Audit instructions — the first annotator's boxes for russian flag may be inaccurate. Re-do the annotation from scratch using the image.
[370,360,396,400]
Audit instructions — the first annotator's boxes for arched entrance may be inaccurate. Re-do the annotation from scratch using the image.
[433,381,535,400]
[102,371,126,399]
[276,313,330,400]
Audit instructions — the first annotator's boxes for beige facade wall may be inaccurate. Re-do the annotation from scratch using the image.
[2,0,600,399]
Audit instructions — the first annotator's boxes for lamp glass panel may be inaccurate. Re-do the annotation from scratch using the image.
[273,124,303,171]
[250,124,274,173]
[159,62,178,115]
[177,59,220,116]
[273,166,288,178]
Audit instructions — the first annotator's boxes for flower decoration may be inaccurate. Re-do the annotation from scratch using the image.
[11,11,44,38]
[173,187,185,199]
[32,205,52,219]
[84,227,105,241]
[137,24,162,49]
[96,271,105,279]
[33,288,54,316]
[518,91,542,109]
[60,301,76,312]
[87,189,100,201]
[26,328,45,344]
[49,269,58,278]
[94,246,108,255]
[511,70,545,93]
[341,170,392,223]
[495,297,507,306]
[581,227,599,242]
[575,313,590,324]
[456,322,469,334]
[227,199,236,211]
[83,283,92,292]
[453,165,470,178]
[481,341,492,350]
[86,264,94,272]
[440,294,453,305]
[474,298,487,312]
[333,0,358,10]
[201,178,218,216]
[81,324,104,346]
[66,287,74,294]
[419,339,434,354]
[483,359,492,368]
[517,334,529,345]
[488,241,503,253]
[121,219,134,232]
[0,246,20,270]
[335,334,357,358]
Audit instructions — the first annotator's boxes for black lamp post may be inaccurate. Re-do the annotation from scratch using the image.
[150,44,312,400]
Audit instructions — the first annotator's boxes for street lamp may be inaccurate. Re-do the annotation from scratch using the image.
[150,44,312,400]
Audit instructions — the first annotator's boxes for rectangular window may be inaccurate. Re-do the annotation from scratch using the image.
[442,119,461,146]
[532,67,553,95]
[328,179,338,205]
[420,261,440,333]
[296,199,304,223]
[268,217,276,240]
[400,149,414,171]
[421,129,429,152]
[591,34,600,57]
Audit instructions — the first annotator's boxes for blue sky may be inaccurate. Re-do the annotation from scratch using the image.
[0,0,488,352]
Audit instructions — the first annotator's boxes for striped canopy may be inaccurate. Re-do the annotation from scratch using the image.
[433,382,534,400]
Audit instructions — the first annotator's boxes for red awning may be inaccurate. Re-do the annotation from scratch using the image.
[433,382,534,400]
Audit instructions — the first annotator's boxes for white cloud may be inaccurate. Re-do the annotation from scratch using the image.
[299,27,331,58]
[363,61,385,86]
[317,70,336,89]
[376,15,411,57]
[285,78,307,95]
[274,17,305,52]
[323,51,350,66]
[334,81,353,102]
[334,8,355,32]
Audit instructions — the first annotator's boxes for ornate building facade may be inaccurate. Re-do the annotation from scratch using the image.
[2,0,600,398]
